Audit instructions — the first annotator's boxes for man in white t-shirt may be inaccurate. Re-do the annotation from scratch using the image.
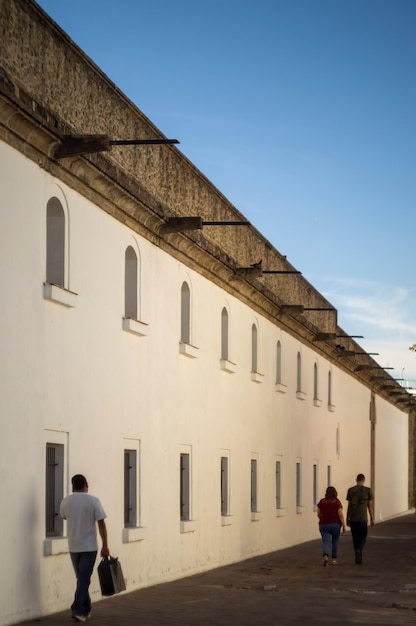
[60,474,109,623]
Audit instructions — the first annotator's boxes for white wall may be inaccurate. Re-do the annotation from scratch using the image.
[0,142,409,625]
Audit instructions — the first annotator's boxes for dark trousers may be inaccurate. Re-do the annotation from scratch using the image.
[70,551,97,617]
[349,521,368,551]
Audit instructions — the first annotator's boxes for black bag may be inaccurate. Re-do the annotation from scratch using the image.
[98,556,126,596]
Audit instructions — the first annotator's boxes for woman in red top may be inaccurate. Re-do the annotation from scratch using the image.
[317,486,346,566]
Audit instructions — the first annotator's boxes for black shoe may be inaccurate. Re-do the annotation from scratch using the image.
[355,549,362,565]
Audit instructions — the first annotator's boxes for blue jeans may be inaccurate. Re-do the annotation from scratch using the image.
[319,523,341,558]
[70,551,97,617]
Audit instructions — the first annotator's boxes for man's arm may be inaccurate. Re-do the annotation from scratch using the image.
[368,499,375,526]
[97,519,110,557]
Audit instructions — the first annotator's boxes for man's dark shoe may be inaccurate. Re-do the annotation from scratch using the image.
[355,549,362,564]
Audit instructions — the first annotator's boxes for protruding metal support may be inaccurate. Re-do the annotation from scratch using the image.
[54,134,179,158]
[160,217,250,234]
[337,351,379,357]
[262,270,301,275]
[356,365,394,371]
[159,217,203,233]
[313,333,337,341]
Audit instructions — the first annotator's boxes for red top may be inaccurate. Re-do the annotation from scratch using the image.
[317,498,343,525]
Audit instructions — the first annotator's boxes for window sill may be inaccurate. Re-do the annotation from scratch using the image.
[275,383,287,394]
[251,371,264,383]
[221,515,233,526]
[276,508,285,518]
[296,391,307,401]
[328,403,336,412]
[122,317,148,336]
[251,511,261,522]
[179,342,199,358]
[43,283,77,308]
[220,359,236,373]
[180,520,197,533]
[313,398,323,407]
[296,506,304,514]
[44,537,69,556]
[122,526,146,543]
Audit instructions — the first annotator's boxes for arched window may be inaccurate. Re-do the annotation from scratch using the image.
[328,370,332,406]
[313,363,318,400]
[276,341,282,384]
[221,307,229,360]
[181,282,191,343]
[46,197,65,286]
[296,352,302,392]
[124,246,138,319]
[251,324,258,373]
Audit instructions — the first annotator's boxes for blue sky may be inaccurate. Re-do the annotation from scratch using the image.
[37,0,416,383]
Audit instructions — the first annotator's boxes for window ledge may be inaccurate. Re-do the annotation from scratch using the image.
[251,511,261,522]
[296,391,307,401]
[220,359,236,373]
[180,520,197,533]
[43,283,77,308]
[122,317,148,336]
[44,537,69,556]
[275,383,287,394]
[328,403,336,412]
[313,398,323,407]
[221,515,233,526]
[122,526,146,543]
[296,506,304,514]
[276,508,285,518]
[251,371,264,383]
[179,342,199,358]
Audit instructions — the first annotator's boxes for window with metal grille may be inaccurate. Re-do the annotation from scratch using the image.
[275,460,281,509]
[250,459,258,512]
[220,456,229,515]
[124,449,137,527]
[45,443,64,537]
[327,465,331,487]
[313,363,319,401]
[313,463,318,506]
[296,461,302,507]
[180,453,190,521]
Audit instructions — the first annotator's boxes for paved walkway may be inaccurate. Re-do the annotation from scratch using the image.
[18,514,416,626]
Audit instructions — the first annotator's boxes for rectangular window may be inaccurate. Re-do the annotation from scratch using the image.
[296,461,302,508]
[251,459,258,512]
[275,460,281,510]
[327,465,331,486]
[221,456,229,516]
[313,463,318,508]
[180,453,190,521]
[45,443,64,537]
[124,449,137,528]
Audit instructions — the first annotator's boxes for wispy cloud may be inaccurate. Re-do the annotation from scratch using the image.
[311,274,416,380]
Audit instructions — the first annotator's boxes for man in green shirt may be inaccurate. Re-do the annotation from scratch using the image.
[346,473,374,564]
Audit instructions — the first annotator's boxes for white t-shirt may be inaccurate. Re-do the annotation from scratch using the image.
[60,492,107,552]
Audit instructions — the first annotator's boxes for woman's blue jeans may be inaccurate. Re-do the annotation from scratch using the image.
[319,523,341,558]
[70,551,97,617]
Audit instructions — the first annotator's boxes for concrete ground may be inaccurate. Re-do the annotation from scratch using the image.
[17,514,416,626]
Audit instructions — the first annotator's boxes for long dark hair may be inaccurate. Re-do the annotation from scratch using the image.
[325,486,337,499]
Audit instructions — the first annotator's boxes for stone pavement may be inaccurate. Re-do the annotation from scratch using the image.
[19,514,416,626]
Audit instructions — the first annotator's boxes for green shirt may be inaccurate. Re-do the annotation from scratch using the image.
[346,485,374,523]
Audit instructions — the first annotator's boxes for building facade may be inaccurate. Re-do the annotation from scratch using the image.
[1,2,415,625]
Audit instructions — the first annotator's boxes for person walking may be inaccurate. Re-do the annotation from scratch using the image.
[60,474,110,622]
[346,473,374,565]
[317,486,346,566]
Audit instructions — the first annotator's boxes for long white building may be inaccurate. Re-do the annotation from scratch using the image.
[1,1,415,625]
